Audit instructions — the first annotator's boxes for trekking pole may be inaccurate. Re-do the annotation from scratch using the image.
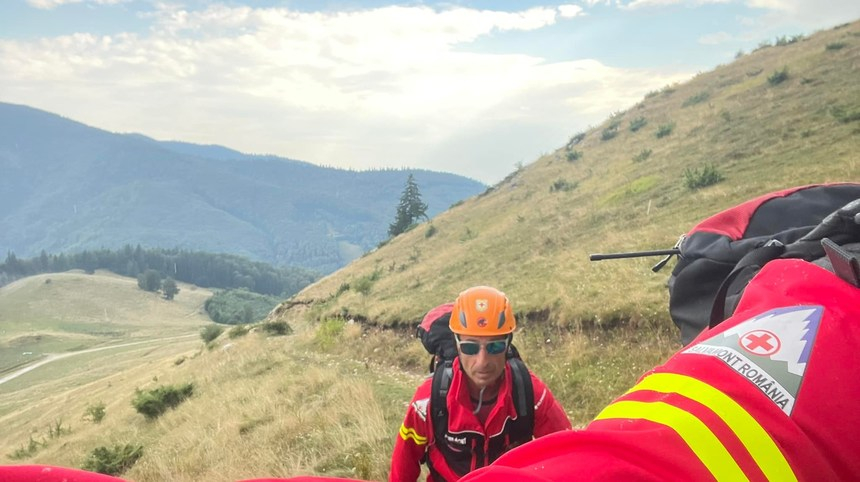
[588,249,680,261]
[590,235,685,272]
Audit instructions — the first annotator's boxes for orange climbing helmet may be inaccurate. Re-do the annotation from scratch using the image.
[449,286,516,337]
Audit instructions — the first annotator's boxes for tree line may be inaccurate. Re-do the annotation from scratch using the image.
[0,245,320,298]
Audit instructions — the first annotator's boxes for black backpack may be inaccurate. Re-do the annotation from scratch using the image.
[415,304,535,448]
[666,183,860,345]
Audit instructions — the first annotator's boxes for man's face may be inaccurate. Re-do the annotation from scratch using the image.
[457,335,508,388]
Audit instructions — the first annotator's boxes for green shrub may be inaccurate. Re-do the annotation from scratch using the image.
[228,325,250,338]
[684,164,725,190]
[81,444,143,476]
[682,91,710,107]
[768,67,789,86]
[550,179,578,193]
[831,105,860,123]
[628,117,647,132]
[83,402,106,424]
[424,224,437,238]
[566,150,582,162]
[315,318,345,350]
[46,418,70,439]
[656,123,675,139]
[600,127,618,141]
[826,42,847,50]
[8,436,45,460]
[774,34,803,46]
[132,383,194,420]
[352,272,379,295]
[632,149,652,163]
[566,132,586,148]
[200,324,224,343]
[260,320,293,336]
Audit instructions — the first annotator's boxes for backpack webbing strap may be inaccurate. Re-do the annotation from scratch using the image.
[709,241,786,328]
[430,360,454,448]
[507,357,535,445]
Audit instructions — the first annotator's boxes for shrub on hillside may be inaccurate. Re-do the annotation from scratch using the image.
[768,67,789,85]
[629,117,647,132]
[260,320,293,337]
[81,443,143,476]
[682,91,710,107]
[831,105,860,123]
[550,179,578,193]
[600,126,618,141]
[352,272,379,296]
[566,150,582,162]
[683,164,725,190]
[228,325,250,338]
[132,383,194,420]
[200,325,224,343]
[315,318,345,350]
[566,132,586,148]
[825,42,847,51]
[8,436,45,460]
[633,149,652,163]
[83,402,106,424]
[656,123,675,139]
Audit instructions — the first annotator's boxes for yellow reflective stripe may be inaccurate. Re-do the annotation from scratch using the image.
[399,424,428,445]
[630,373,796,482]
[596,400,747,482]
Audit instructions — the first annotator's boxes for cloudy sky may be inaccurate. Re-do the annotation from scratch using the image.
[1,1,858,184]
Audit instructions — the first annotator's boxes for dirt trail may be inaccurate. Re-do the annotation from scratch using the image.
[0,335,197,386]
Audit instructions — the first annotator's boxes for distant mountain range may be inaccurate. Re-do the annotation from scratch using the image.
[0,102,486,273]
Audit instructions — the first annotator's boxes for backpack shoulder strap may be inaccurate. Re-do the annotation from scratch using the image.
[430,359,454,445]
[709,241,786,328]
[507,357,535,444]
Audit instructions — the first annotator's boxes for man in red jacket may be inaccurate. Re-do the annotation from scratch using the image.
[389,286,571,482]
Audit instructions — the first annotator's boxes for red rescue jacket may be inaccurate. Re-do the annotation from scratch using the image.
[390,357,571,482]
[460,259,860,481]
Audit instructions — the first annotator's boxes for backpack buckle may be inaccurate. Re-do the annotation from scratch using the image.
[821,238,860,287]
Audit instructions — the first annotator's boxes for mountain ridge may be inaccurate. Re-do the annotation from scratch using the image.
[0,103,486,273]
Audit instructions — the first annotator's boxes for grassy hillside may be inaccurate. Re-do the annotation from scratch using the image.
[282,21,860,329]
[0,271,212,376]
[1,20,858,481]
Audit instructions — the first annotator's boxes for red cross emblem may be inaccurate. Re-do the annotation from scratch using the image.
[475,299,488,312]
[739,330,781,356]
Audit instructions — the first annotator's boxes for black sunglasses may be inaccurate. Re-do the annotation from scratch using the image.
[456,338,508,356]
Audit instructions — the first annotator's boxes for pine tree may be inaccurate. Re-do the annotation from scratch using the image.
[388,174,429,237]
[161,277,180,300]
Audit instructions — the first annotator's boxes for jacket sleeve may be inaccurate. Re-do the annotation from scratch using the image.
[530,375,572,437]
[389,385,433,482]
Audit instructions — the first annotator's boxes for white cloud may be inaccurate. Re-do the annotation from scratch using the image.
[558,4,585,18]
[744,0,860,30]
[0,3,693,184]
[27,0,128,9]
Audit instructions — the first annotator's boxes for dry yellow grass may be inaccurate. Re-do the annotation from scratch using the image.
[1,326,423,481]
